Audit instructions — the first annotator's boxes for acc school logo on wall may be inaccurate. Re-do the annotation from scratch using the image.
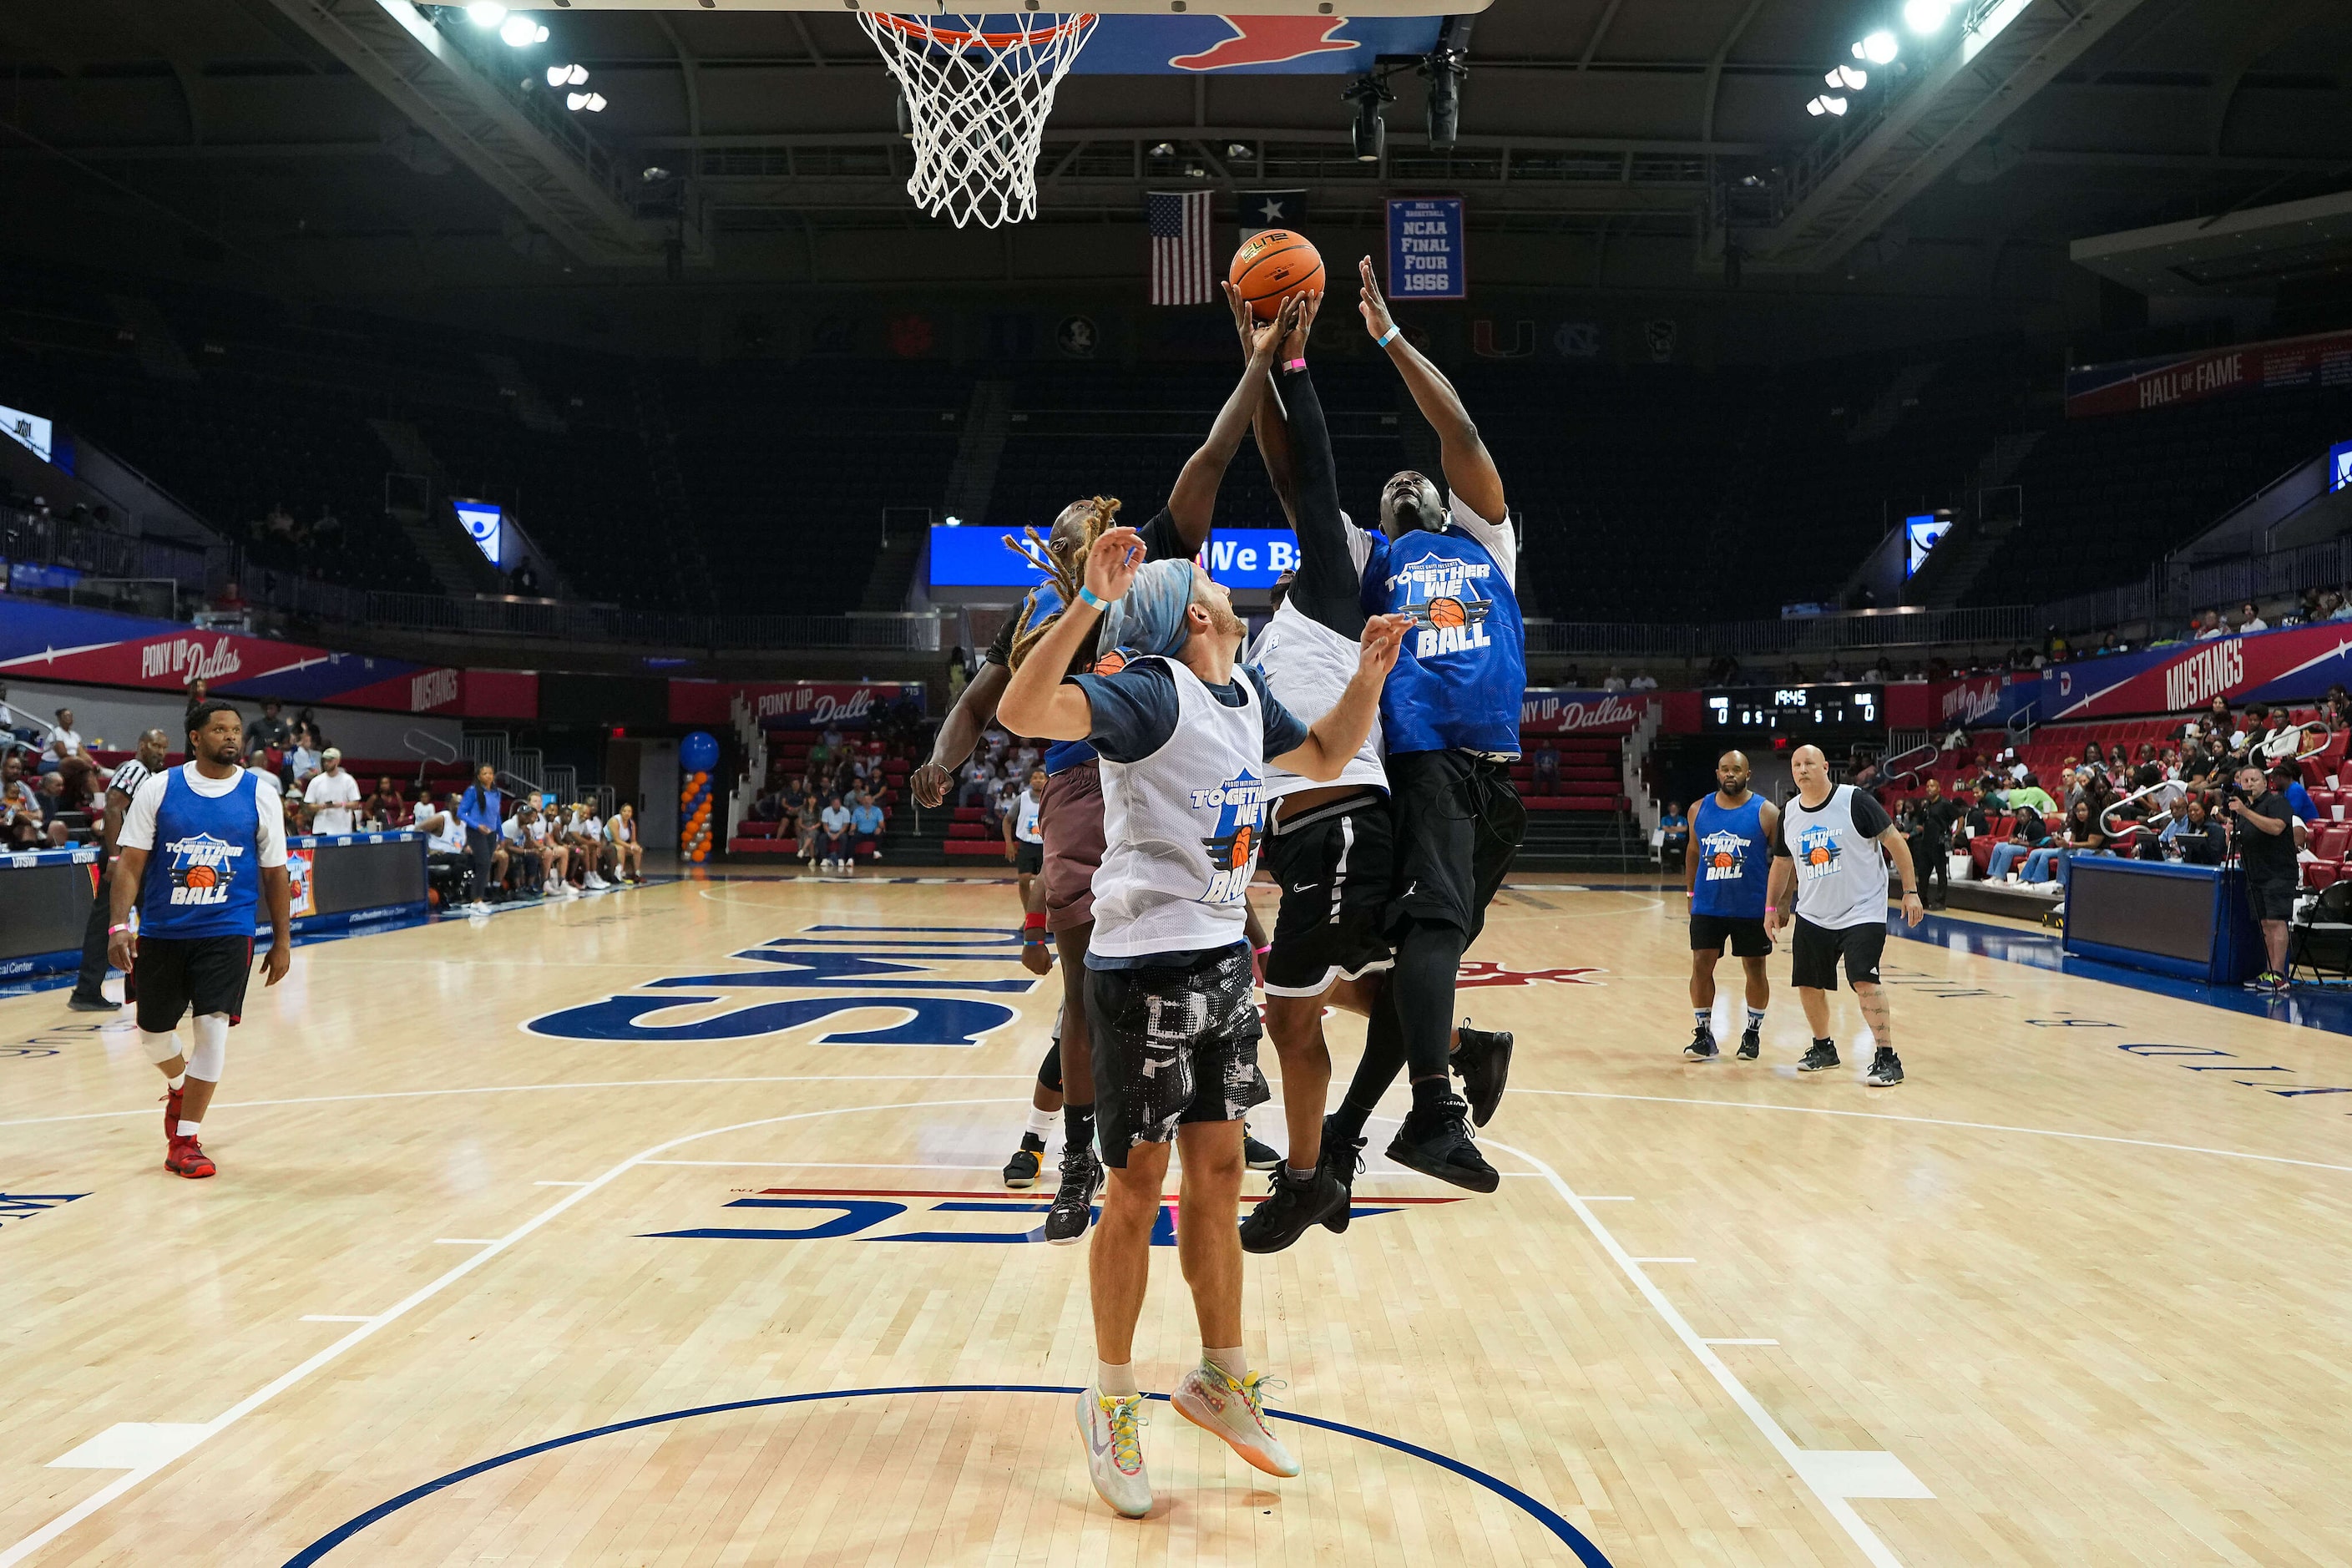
[1794,822,1842,880]
[162,832,242,906]
[1389,552,1495,660]
[1699,830,1748,882]
[644,1184,1455,1247]
[1192,770,1263,902]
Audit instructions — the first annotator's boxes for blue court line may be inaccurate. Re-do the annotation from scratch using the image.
[1891,910,2352,1038]
[278,1383,1613,1566]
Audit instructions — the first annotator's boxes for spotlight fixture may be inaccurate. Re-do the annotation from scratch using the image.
[641,165,672,182]
[464,1,505,26]
[1828,64,1867,90]
[499,13,548,46]
[1806,96,1827,116]
[566,91,605,111]
[1857,30,1899,64]
[1423,45,1466,150]
[546,63,588,87]
[1345,73,1393,164]
[1226,143,1252,159]
[1147,141,1176,158]
[1805,94,1849,116]
[1903,0,1954,32]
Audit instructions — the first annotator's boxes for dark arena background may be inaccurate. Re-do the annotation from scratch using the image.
[6,3,2352,1565]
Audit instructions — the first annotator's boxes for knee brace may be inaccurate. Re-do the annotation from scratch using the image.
[1037,1039,1063,1095]
[142,1029,183,1066]
[187,1014,229,1082]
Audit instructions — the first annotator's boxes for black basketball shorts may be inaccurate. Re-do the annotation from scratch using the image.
[1262,791,1394,998]
[1085,943,1269,1167]
[1690,911,1773,959]
[1014,839,1044,876]
[1383,749,1526,943]
[133,933,255,1033]
[1789,916,1886,991]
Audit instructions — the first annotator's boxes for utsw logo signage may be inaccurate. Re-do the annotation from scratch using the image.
[524,924,1034,1045]
[645,1185,1456,1246]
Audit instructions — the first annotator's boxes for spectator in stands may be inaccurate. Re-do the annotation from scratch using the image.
[2081,741,2110,777]
[1531,739,1560,797]
[946,646,969,701]
[288,724,322,787]
[2296,589,2323,625]
[1565,664,1586,686]
[793,793,822,866]
[2017,799,2107,892]
[2238,601,2269,634]
[30,771,71,847]
[44,707,98,808]
[1860,660,1888,682]
[1630,671,1659,690]
[2258,710,2306,769]
[415,792,468,903]
[281,781,307,841]
[2324,684,2352,726]
[1985,802,2051,882]
[302,748,362,835]
[1820,657,1848,682]
[1657,802,1688,871]
[751,785,783,822]
[2227,763,2301,991]
[2162,795,2227,866]
[1974,766,2009,812]
[852,789,885,862]
[1601,667,1628,693]
[2010,771,2057,819]
[2193,610,2226,640]
[609,803,644,883]
[0,753,42,849]
[819,793,852,874]
[2274,763,2319,826]
[182,678,210,736]
[2332,593,2352,624]
[958,754,995,809]
[458,765,505,913]
[503,802,567,898]
[1911,778,1956,909]
[248,700,289,752]
[364,777,408,830]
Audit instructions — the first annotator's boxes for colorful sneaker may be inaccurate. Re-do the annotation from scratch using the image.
[1736,1026,1762,1061]
[1042,1142,1101,1245]
[1003,1131,1045,1190]
[1242,1125,1282,1171]
[1798,1039,1841,1074]
[1172,1360,1299,1479]
[164,1135,215,1179]
[1683,1026,1719,1061]
[1863,1046,1904,1087]
[1075,1388,1152,1519]
[1318,1116,1366,1236]
[163,1084,184,1141]
[1451,1023,1515,1125]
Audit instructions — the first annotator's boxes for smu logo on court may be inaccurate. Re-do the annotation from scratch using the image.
[1793,822,1842,880]
[1388,552,1494,660]
[645,1185,1453,1246]
[1455,961,1604,989]
[1191,771,1263,900]
[162,832,242,906]
[524,925,1036,1046]
[1698,830,1748,882]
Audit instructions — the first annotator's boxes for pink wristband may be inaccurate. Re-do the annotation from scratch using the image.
[1282,357,1307,373]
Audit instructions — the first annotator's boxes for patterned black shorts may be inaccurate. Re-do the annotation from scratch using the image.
[1085,943,1269,1168]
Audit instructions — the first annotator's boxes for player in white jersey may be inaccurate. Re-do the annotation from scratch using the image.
[1763,745,1925,1086]
[999,519,1407,1521]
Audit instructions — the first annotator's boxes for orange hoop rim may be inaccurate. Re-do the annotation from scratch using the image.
[866,10,1099,50]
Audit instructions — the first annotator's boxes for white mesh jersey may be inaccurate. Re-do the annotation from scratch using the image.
[1247,598,1384,803]
[1782,786,1890,931]
[1091,655,1269,959]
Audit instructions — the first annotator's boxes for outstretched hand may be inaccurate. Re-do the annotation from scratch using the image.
[1358,255,1395,342]
[1248,291,1310,365]
[1355,612,1413,682]
[1084,525,1146,605]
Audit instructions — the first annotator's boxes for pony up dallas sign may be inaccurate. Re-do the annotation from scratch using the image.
[1518,690,1654,736]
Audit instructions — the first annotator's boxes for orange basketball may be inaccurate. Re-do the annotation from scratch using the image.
[184,865,217,890]
[1427,596,1467,629]
[1228,230,1324,321]
[1092,649,1128,677]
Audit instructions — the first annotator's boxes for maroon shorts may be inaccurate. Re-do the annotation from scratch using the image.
[1039,760,1105,934]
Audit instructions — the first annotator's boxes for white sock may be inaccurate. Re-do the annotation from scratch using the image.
[1286,1163,1315,1181]
[1746,1007,1766,1029]
[168,1073,187,1090]
[1097,1360,1139,1398]
[1204,1345,1246,1381]
[175,1119,200,1137]
[1693,1009,1712,1030]
[1024,1105,1053,1140]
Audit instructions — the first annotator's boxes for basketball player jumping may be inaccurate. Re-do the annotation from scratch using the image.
[1763,744,1923,1086]
[911,295,1305,1234]
[1683,750,1778,1061]
[998,519,1408,1519]
[107,701,294,1178]
[1224,281,1514,1250]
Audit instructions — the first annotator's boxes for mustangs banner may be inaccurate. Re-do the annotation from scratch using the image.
[1518,690,1654,736]
[2041,623,2352,721]
[0,601,465,713]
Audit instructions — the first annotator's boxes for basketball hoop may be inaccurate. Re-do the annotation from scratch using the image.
[857,11,1100,230]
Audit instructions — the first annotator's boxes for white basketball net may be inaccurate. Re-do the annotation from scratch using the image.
[857,11,1100,230]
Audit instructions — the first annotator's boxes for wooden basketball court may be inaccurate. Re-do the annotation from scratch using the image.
[3,871,2347,1567]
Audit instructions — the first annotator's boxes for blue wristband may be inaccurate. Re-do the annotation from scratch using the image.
[1377,325,1402,347]
[1077,585,1114,611]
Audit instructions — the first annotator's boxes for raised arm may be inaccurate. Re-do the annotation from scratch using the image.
[1227,281,1301,526]
[912,660,1009,807]
[1268,614,1410,781]
[1358,255,1505,523]
[1165,291,1303,549]
[997,528,1146,742]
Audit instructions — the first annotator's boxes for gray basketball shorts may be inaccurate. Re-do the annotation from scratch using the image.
[1085,943,1269,1167]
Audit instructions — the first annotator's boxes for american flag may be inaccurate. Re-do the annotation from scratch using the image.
[1147,190,1214,306]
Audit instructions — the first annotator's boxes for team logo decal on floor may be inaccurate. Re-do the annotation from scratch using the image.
[525,924,1041,1045]
[642,1185,1461,1245]
[0,1192,87,1231]
[1455,960,1605,989]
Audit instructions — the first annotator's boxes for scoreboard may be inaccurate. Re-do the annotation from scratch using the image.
[1705,685,1883,735]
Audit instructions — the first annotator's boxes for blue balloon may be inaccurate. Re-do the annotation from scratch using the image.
[680,731,719,773]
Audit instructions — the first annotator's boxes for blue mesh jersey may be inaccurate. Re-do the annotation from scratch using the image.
[139,766,265,940]
[1358,493,1525,756]
[1690,793,1769,920]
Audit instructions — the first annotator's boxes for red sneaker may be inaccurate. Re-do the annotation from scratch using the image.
[164,1135,215,1179]
[163,1085,184,1140]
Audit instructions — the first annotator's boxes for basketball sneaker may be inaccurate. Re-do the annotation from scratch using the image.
[1450,1023,1515,1125]
[1242,1124,1281,1171]
[1075,1388,1151,1519]
[1737,1026,1762,1061]
[1683,1026,1719,1061]
[1172,1360,1299,1479]
[584,872,609,891]
[1863,1046,1904,1087]
[1319,1115,1366,1235]
[1003,1131,1045,1189]
[164,1134,215,1179]
[1238,1162,1347,1255]
[2243,970,2284,992]
[67,991,115,1012]
[163,1084,183,1140]
[1386,1092,1500,1194]
[1043,1142,1101,1245]
[1798,1039,1841,1073]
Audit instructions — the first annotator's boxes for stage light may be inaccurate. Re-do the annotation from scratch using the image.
[566,91,604,112]
[1807,96,1828,116]
[547,63,588,87]
[943,515,964,528]
[1147,142,1175,158]
[1226,143,1252,159]
[1859,30,1899,63]
[1904,0,1953,32]
[1345,74,1391,164]
[465,2,505,26]
[641,165,671,182]
[1824,95,1849,114]
[1829,64,1868,90]
[499,13,548,47]
[1424,46,1465,150]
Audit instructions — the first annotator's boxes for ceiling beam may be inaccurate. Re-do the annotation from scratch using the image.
[1701,0,1771,150]
[1577,0,1627,70]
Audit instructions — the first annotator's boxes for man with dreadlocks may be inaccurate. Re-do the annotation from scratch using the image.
[911,292,1305,1238]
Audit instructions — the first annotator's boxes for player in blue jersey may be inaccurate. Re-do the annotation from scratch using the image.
[909,297,1302,1231]
[106,701,294,1179]
[1683,750,1778,1061]
[1312,256,1527,1194]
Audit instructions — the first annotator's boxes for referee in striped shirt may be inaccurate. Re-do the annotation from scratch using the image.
[68,727,169,1011]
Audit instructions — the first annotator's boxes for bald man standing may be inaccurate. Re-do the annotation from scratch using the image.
[1683,750,1778,1061]
[1763,745,1924,1086]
